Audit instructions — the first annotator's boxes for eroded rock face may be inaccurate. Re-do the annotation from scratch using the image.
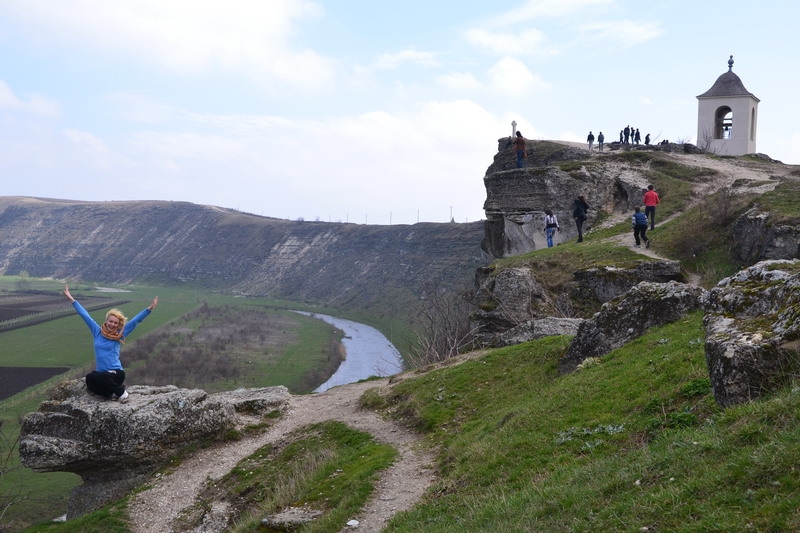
[571,260,685,304]
[731,207,800,264]
[468,260,685,348]
[703,260,800,407]
[559,281,707,374]
[19,380,290,518]
[468,266,549,346]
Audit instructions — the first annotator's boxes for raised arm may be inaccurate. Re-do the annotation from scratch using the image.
[63,284,75,303]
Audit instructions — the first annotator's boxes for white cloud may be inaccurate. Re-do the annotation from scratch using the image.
[464,28,554,56]
[0,80,60,117]
[0,0,334,91]
[51,98,506,223]
[373,49,439,70]
[436,72,481,91]
[487,58,549,96]
[578,20,662,47]
[489,0,614,26]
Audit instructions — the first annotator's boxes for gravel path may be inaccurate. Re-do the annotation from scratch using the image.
[128,379,435,533]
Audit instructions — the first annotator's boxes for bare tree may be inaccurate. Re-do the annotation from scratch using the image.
[406,286,478,368]
[698,127,715,153]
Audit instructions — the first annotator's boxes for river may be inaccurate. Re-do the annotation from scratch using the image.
[294,312,405,393]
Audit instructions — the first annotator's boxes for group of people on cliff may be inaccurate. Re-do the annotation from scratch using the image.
[587,126,655,151]
[541,185,660,248]
[508,129,662,248]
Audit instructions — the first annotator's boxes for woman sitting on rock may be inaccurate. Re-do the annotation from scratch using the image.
[63,284,158,403]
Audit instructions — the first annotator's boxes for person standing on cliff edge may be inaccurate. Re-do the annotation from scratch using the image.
[513,130,527,168]
[63,284,158,403]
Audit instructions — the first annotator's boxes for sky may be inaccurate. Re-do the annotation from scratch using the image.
[1,1,797,225]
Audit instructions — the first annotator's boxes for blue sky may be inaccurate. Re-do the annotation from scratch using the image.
[1,1,797,225]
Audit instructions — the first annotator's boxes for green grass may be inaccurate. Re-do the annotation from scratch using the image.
[355,312,800,532]
[20,500,129,533]
[756,179,800,222]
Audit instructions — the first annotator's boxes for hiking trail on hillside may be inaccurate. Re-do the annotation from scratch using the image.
[128,378,435,533]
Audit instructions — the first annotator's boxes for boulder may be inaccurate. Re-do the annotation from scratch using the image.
[559,281,707,374]
[703,260,800,408]
[19,380,290,518]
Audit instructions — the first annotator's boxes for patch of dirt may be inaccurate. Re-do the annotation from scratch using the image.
[128,378,436,533]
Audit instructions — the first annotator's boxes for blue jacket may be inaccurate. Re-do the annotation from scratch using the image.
[632,212,648,227]
[73,301,151,372]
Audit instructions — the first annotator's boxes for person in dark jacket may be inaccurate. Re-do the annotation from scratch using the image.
[632,206,650,248]
[572,195,589,243]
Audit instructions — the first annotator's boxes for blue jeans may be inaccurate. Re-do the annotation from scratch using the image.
[516,150,524,168]
[545,228,557,247]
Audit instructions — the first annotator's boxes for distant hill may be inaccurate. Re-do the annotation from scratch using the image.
[0,197,488,321]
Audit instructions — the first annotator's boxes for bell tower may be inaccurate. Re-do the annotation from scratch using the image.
[696,56,759,156]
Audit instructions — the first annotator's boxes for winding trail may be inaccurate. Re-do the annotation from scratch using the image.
[128,379,435,533]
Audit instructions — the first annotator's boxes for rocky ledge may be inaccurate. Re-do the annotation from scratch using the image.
[19,380,290,518]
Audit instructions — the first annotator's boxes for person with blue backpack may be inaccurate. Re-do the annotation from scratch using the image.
[632,206,650,248]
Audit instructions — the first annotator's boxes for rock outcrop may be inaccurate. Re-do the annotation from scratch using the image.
[19,380,290,518]
[731,207,800,264]
[703,260,800,407]
[559,281,707,374]
[482,139,651,258]
[468,265,549,346]
[571,260,685,304]
[468,259,684,347]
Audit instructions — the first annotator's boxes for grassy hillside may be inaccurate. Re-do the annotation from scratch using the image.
[361,315,800,532]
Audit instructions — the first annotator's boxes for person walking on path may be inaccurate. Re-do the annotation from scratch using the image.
[624,125,631,144]
[632,206,650,248]
[572,195,590,243]
[513,131,527,168]
[587,131,595,151]
[543,209,560,248]
[63,284,158,402]
[643,184,660,230]
[597,131,605,152]
[634,129,641,145]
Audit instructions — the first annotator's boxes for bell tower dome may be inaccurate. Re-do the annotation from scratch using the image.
[696,55,759,156]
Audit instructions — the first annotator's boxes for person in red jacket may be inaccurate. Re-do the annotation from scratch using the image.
[643,184,660,230]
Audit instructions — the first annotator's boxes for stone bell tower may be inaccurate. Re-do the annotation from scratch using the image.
[696,55,759,156]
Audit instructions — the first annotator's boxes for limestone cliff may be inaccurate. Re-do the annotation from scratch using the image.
[482,139,650,257]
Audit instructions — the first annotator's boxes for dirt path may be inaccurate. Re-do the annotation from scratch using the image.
[128,379,435,533]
